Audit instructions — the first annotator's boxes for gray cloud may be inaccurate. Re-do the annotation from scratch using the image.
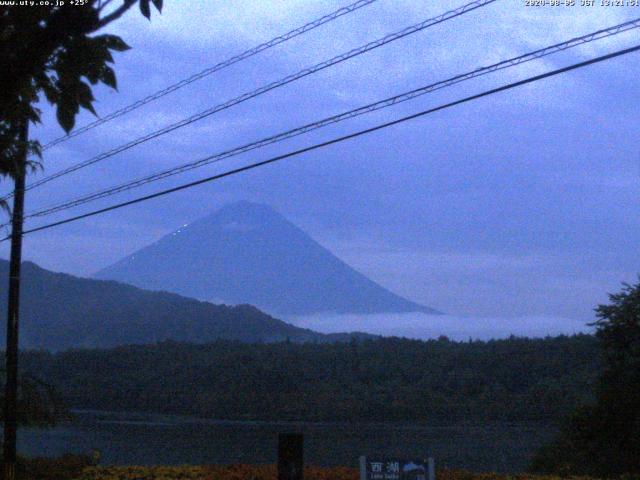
[1,0,638,327]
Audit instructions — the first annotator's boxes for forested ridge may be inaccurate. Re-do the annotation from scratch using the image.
[22,334,599,423]
[0,260,370,350]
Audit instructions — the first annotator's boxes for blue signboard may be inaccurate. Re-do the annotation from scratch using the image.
[359,457,434,480]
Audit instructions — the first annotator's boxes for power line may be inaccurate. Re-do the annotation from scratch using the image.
[3,0,497,202]
[19,17,640,220]
[4,43,638,242]
[41,0,380,150]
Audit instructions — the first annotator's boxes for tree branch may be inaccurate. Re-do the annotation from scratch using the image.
[97,0,116,13]
[96,0,137,30]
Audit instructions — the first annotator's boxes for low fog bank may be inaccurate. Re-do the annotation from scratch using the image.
[288,312,593,341]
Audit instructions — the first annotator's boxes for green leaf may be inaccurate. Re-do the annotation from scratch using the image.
[140,0,151,19]
[101,34,130,52]
[27,140,42,160]
[76,81,96,115]
[101,45,114,64]
[56,99,77,133]
[41,79,59,104]
[100,65,117,90]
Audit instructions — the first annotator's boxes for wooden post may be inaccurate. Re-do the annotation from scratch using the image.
[428,457,435,480]
[3,121,28,480]
[278,433,303,480]
[359,456,367,480]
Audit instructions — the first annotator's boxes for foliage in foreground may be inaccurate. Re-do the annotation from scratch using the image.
[0,454,93,480]
[0,0,163,180]
[2,455,626,480]
[531,280,640,478]
[77,464,353,480]
[74,465,618,480]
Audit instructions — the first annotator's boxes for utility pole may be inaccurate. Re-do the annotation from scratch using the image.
[3,121,28,480]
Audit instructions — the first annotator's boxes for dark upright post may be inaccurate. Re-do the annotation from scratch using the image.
[278,433,303,480]
[3,121,28,480]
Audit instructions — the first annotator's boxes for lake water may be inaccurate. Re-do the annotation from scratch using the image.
[18,410,556,473]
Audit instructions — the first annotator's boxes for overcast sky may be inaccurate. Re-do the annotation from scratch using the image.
[1,0,639,335]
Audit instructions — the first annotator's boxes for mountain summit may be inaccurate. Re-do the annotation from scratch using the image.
[95,202,438,316]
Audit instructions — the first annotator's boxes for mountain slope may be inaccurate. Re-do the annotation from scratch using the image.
[0,260,369,350]
[95,201,437,315]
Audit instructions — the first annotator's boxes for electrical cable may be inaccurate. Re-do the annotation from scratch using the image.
[20,17,640,220]
[3,43,637,241]
[41,0,380,150]
[1,0,497,202]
